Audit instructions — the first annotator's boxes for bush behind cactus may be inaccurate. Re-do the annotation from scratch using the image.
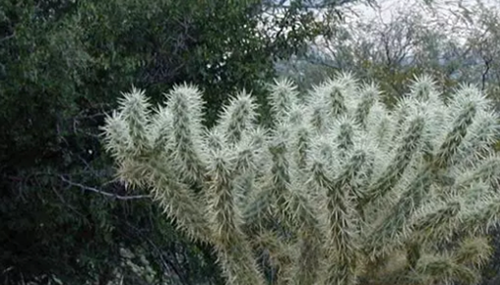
[101,73,500,285]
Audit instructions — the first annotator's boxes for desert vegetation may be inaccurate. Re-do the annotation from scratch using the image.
[2,0,500,284]
[102,75,500,285]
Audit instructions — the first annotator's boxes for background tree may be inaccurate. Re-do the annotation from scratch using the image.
[0,0,368,284]
[278,0,500,106]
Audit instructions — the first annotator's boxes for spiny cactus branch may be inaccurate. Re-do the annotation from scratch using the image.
[102,74,500,285]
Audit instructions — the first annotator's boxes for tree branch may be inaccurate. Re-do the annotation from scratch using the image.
[0,32,15,44]
[59,175,151,200]
[482,57,492,91]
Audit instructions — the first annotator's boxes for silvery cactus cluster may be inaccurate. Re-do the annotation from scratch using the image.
[101,73,500,285]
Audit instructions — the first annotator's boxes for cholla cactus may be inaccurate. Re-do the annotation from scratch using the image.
[101,75,500,285]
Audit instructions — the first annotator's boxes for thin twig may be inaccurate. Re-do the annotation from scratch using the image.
[0,32,15,44]
[59,175,151,200]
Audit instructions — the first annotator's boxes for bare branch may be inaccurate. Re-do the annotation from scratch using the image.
[0,32,15,44]
[59,175,151,200]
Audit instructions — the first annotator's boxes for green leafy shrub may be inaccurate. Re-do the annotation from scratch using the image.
[102,74,500,285]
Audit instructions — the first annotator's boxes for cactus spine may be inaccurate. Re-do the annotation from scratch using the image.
[102,75,500,285]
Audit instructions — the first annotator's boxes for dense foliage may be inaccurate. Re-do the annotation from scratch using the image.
[0,0,358,283]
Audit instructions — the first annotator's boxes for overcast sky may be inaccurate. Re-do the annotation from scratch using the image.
[352,0,499,22]
[336,0,500,44]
